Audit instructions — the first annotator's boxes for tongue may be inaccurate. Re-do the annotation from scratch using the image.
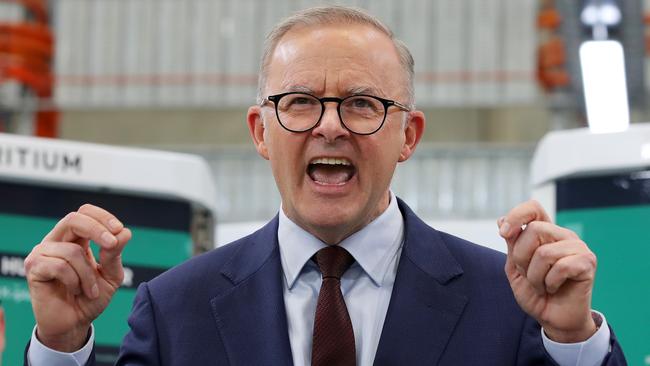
[309,164,354,185]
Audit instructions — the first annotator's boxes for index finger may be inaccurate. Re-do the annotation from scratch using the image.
[78,204,124,234]
[44,204,123,249]
[498,200,551,240]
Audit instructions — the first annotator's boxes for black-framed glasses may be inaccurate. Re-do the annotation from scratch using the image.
[263,92,411,135]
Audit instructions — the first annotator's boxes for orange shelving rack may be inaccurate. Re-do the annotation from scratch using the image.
[0,0,58,137]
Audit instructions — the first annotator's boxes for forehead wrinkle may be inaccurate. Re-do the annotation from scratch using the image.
[276,69,327,95]
[277,74,328,96]
[277,78,392,100]
[335,68,389,98]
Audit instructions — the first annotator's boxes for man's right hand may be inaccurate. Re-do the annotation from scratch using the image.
[24,204,132,352]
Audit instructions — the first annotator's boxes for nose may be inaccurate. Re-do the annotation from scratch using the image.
[311,103,350,142]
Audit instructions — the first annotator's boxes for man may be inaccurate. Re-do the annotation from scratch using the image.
[25,6,625,366]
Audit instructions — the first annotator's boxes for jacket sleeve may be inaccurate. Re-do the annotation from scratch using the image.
[600,326,627,366]
[115,282,162,366]
[516,315,560,366]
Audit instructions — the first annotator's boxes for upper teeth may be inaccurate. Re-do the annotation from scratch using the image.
[311,158,351,166]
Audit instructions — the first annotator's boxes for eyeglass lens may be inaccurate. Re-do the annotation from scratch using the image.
[275,93,385,134]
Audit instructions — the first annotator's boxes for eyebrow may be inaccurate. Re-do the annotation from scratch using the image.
[283,85,318,94]
[346,86,382,96]
[281,85,383,97]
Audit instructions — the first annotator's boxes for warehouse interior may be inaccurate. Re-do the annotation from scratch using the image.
[6,0,649,223]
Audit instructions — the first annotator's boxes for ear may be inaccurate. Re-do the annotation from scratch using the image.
[247,105,270,160]
[398,110,425,162]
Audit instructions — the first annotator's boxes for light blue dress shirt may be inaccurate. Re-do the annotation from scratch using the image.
[277,192,611,366]
[278,192,405,366]
[29,192,611,365]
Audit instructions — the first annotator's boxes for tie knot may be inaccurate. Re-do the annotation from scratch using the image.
[314,246,354,279]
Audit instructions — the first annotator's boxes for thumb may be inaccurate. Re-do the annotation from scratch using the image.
[99,228,132,287]
[497,217,518,278]
[497,216,516,255]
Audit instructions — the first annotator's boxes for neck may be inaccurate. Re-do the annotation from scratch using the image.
[284,191,392,245]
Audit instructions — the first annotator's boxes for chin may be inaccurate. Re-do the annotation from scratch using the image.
[308,207,355,228]
[304,205,366,238]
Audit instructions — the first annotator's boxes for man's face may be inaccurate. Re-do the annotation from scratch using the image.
[248,23,424,244]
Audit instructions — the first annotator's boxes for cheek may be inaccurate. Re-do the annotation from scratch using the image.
[372,130,405,161]
[363,137,403,181]
[264,126,285,156]
[266,133,304,174]
[360,148,397,181]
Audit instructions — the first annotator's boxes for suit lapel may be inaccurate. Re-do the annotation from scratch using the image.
[374,200,468,366]
[207,200,468,365]
[209,217,293,365]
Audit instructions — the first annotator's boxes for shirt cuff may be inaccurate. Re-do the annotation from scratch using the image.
[542,311,611,366]
[27,325,94,366]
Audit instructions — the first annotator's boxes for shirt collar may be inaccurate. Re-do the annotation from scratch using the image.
[278,191,404,289]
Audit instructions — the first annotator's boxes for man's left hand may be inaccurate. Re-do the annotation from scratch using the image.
[498,200,598,343]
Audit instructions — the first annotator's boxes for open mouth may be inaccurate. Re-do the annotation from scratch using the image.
[307,157,356,185]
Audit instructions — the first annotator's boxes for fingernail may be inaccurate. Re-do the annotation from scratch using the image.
[91,284,99,299]
[499,222,511,237]
[101,232,117,247]
[108,219,123,231]
[497,216,505,226]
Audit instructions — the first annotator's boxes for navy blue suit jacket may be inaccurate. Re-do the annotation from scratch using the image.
[29,198,627,365]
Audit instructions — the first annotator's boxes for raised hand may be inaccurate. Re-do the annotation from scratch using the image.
[24,204,131,352]
[498,200,598,343]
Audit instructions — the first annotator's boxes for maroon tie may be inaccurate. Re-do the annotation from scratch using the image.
[312,246,356,366]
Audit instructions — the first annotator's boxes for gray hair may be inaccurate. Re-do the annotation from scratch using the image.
[256,6,415,107]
